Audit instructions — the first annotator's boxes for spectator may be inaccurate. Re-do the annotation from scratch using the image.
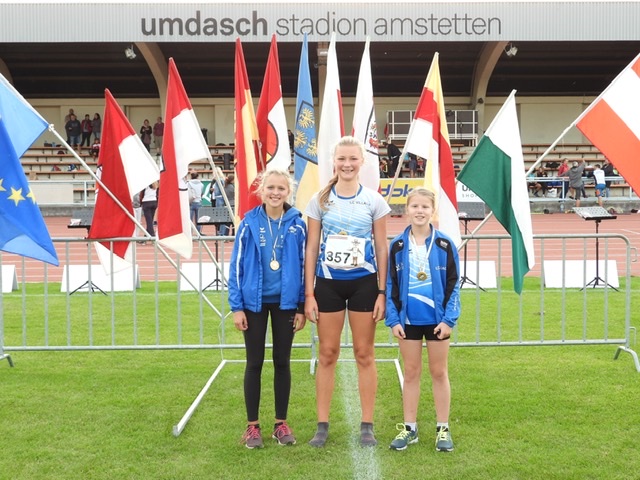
[65,114,81,148]
[140,182,159,239]
[90,138,101,158]
[592,164,606,207]
[602,158,615,197]
[530,166,548,197]
[80,114,93,147]
[568,160,586,206]
[557,158,570,198]
[187,172,204,234]
[379,158,389,178]
[209,167,225,207]
[64,108,75,143]
[140,119,152,152]
[153,116,164,154]
[407,153,418,178]
[288,129,294,153]
[92,113,102,141]
[211,172,235,237]
[132,191,144,239]
[385,140,401,177]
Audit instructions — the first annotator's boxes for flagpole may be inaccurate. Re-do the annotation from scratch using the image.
[48,126,223,317]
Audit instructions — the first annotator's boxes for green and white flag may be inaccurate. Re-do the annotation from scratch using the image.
[457,90,534,294]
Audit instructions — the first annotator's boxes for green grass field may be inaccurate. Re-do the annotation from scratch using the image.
[1,279,639,479]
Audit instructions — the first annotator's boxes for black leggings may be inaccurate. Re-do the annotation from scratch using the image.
[243,305,296,422]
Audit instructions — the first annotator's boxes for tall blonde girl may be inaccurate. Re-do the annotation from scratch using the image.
[304,136,391,447]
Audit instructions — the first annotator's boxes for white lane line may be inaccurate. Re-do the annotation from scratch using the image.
[338,358,381,480]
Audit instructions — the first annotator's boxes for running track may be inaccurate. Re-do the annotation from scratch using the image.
[3,212,639,283]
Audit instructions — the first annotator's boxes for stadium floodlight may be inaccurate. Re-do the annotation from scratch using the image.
[124,45,137,60]
[505,43,518,58]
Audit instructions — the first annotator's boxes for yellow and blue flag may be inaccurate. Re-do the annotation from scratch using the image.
[293,34,318,214]
[0,75,58,265]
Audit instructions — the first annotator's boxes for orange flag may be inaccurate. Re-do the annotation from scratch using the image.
[234,38,262,222]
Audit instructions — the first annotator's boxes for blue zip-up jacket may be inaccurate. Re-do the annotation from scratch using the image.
[228,203,306,313]
[385,225,461,329]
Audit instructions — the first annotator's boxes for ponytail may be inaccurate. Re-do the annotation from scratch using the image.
[318,173,339,211]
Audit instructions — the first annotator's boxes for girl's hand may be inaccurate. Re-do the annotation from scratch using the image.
[233,311,248,331]
[391,324,405,340]
[433,322,452,340]
[372,295,386,323]
[293,313,306,333]
[305,296,319,324]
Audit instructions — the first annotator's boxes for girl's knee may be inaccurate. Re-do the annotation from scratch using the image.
[318,347,340,367]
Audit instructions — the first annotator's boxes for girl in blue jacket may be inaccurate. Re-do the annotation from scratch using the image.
[228,169,307,449]
[386,187,460,452]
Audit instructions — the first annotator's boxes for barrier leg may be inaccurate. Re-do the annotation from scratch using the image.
[614,346,640,373]
[1,353,13,367]
[172,360,227,437]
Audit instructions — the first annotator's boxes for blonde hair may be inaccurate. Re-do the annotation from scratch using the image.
[406,187,436,210]
[256,168,295,202]
[318,136,366,209]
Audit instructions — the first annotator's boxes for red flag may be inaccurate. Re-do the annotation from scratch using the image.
[158,58,212,259]
[256,34,290,172]
[88,89,159,270]
[404,53,461,246]
[576,53,640,196]
[234,38,261,222]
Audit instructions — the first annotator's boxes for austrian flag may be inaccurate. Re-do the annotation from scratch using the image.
[575,53,640,196]
[88,89,159,271]
[157,58,212,259]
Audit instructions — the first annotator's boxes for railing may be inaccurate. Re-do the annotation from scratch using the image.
[1,233,637,372]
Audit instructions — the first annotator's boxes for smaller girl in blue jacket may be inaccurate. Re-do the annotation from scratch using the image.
[228,169,307,449]
[385,187,460,453]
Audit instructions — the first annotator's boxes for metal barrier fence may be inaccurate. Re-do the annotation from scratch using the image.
[0,233,638,372]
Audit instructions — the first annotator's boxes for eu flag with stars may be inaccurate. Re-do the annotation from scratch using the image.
[0,75,59,265]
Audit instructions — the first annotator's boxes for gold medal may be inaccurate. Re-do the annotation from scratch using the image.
[270,260,280,271]
[338,230,347,235]
[417,271,428,281]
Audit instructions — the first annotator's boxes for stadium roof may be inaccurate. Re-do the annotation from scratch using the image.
[1,40,639,100]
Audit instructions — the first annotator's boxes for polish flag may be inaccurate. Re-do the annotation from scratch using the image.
[403,52,461,246]
[158,58,212,259]
[256,34,291,172]
[576,53,640,196]
[234,38,262,222]
[351,37,380,191]
[88,89,160,271]
[317,32,344,187]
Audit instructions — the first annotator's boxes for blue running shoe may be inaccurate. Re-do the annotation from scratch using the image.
[435,427,454,452]
[389,423,418,451]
